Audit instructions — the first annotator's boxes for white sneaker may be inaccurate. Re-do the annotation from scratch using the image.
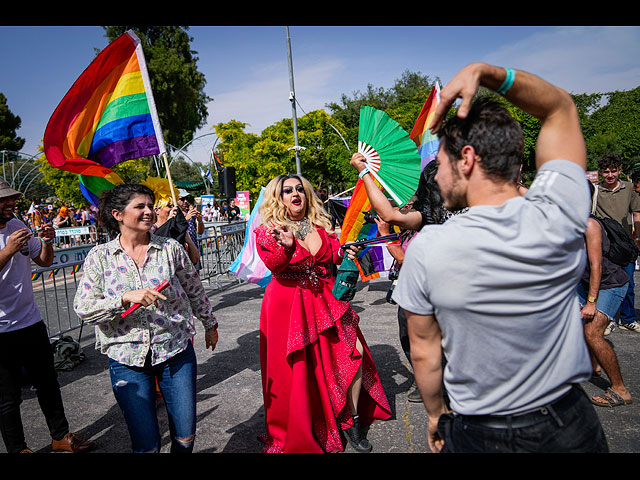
[604,321,616,336]
[618,321,640,333]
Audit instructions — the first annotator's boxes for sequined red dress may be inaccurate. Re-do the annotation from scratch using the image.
[255,224,392,453]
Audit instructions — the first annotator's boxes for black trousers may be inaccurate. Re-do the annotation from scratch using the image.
[0,321,69,453]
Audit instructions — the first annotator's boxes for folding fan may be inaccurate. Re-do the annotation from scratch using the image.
[357,106,422,207]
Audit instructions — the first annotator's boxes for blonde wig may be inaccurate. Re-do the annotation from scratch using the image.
[260,174,333,232]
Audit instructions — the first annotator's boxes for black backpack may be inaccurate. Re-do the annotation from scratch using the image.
[593,215,638,266]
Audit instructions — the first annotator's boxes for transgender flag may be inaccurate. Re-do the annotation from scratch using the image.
[410,83,440,170]
[229,187,272,287]
[44,30,166,206]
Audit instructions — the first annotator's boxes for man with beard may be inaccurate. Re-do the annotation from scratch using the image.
[392,63,607,453]
[0,178,94,453]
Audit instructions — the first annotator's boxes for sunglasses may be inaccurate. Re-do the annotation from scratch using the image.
[282,185,305,195]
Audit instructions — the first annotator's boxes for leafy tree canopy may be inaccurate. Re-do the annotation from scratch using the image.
[0,93,25,152]
[103,26,212,150]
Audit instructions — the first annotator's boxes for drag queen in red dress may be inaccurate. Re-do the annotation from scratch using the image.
[254,174,391,453]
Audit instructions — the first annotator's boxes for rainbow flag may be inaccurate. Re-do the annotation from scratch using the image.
[410,83,441,170]
[229,187,272,287]
[339,178,396,282]
[44,30,166,206]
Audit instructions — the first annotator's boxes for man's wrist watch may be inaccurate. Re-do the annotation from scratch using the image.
[588,296,597,303]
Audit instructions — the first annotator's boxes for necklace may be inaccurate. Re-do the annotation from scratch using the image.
[287,217,312,240]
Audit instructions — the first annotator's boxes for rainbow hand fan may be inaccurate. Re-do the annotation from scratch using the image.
[357,106,422,207]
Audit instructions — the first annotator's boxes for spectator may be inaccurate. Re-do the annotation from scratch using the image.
[593,154,640,334]
[227,199,240,222]
[579,196,633,408]
[0,179,94,454]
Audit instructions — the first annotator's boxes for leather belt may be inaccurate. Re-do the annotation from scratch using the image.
[455,385,581,429]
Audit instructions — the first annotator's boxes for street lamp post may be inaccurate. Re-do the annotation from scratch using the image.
[286,27,302,175]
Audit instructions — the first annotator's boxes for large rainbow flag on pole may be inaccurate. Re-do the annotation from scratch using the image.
[410,83,441,170]
[44,30,166,206]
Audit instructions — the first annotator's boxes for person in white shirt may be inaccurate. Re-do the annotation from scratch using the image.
[0,179,94,454]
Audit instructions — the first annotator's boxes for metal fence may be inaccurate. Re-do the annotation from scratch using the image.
[32,221,247,340]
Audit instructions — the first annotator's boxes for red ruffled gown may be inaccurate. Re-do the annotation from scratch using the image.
[255,224,392,453]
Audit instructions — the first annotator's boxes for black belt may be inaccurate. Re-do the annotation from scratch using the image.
[454,385,581,430]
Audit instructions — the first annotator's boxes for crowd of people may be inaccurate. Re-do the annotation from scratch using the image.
[201,199,241,223]
[1,62,639,454]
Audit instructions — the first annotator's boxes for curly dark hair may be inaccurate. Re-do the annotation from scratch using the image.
[412,160,446,225]
[98,183,155,237]
[437,97,524,184]
[598,154,622,171]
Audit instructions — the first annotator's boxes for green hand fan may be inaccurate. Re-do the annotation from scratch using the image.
[358,105,422,207]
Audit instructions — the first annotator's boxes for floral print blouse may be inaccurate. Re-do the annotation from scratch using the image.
[73,234,216,367]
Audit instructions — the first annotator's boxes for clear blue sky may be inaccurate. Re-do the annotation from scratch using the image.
[2,25,639,167]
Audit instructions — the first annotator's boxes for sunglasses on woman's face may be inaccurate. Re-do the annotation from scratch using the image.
[282,185,305,195]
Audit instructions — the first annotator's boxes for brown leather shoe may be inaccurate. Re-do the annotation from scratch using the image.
[51,432,94,453]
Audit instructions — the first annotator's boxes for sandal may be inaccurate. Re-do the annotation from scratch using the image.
[591,388,632,407]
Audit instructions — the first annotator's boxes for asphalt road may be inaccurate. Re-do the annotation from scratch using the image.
[3,272,640,455]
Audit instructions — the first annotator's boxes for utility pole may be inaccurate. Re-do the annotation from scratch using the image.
[286,26,302,175]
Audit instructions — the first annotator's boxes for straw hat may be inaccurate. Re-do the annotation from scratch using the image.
[0,178,21,200]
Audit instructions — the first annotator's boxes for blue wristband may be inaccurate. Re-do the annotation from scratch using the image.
[496,68,515,95]
[359,168,370,179]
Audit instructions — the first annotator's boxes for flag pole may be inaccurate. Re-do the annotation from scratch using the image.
[161,152,178,206]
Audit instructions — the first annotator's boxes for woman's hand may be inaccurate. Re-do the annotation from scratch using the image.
[205,327,218,351]
[121,288,167,309]
[271,225,295,249]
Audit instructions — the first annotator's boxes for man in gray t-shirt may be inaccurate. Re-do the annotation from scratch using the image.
[392,63,607,453]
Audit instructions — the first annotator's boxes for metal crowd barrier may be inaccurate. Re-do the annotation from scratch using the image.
[32,221,247,339]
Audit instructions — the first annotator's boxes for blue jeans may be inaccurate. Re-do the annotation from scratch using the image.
[436,385,608,453]
[618,262,636,324]
[577,282,628,322]
[109,342,197,453]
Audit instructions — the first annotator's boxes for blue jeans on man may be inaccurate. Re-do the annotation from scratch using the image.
[619,262,636,326]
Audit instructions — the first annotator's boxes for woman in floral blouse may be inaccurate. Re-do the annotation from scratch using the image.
[73,184,218,453]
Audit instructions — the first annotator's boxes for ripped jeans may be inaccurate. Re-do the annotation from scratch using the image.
[108,342,197,453]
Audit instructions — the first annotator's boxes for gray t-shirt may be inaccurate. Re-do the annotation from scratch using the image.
[393,160,592,416]
[0,218,43,333]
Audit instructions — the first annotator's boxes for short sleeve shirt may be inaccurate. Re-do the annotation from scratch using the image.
[0,219,43,333]
[594,180,640,238]
[393,160,593,416]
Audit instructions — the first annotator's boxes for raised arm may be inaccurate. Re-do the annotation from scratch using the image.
[347,159,424,231]
[430,62,586,171]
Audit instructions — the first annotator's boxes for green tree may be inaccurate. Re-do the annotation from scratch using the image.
[327,69,440,145]
[580,87,640,172]
[214,111,354,201]
[0,93,25,152]
[103,26,212,149]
